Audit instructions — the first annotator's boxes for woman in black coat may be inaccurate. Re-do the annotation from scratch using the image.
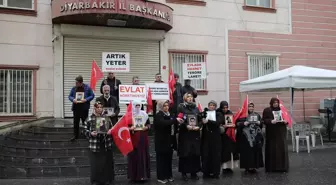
[154,100,177,184]
[176,93,202,181]
[201,100,222,179]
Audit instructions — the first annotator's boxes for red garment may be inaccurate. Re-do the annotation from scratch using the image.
[277,96,292,128]
[227,95,248,142]
[168,69,176,104]
[89,60,104,92]
[111,103,133,156]
[146,88,153,113]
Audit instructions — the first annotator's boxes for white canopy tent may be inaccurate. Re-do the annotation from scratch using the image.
[239,65,336,151]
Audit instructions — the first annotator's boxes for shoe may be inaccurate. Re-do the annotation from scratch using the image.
[157,179,168,184]
[168,177,174,182]
[190,174,199,180]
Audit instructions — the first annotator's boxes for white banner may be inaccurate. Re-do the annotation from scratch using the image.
[119,85,147,104]
[183,62,207,80]
[146,83,170,100]
[102,52,130,72]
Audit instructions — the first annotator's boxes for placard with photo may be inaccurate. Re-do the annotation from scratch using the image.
[133,116,146,131]
[272,110,283,122]
[247,112,259,123]
[103,107,114,116]
[187,114,199,127]
[93,117,109,133]
[75,92,85,102]
[225,114,234,126]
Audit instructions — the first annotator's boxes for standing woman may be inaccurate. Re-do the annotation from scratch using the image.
[201,100,222,179]
[262,97,289,173]
[127,101,151,182]
[154,100,178,184]
[84,101,115,185]
[236,102,264,173]
[177,93,202,181]
[216,101,238,174]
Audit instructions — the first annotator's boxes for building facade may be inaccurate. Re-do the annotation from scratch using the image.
[0,0,333,120]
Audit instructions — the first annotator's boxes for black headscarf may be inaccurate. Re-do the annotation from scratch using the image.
[269,97,280,111]
[216,101,232,114]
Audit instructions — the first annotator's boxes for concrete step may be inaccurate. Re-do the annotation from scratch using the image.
[19,129,74,140]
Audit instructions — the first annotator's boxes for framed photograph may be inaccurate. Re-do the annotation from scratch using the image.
[75,92,85,102]
[103,107,114,116]
[187,114,198,127]
[133,116,146,131]
[247,113,259,123]
[93,117,109,133]
[225,114,234,126]
[272,110,283,122]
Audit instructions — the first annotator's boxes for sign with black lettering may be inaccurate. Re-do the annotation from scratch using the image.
[183,62,206,80]
[146,83,169,100]
[102,52,130,72]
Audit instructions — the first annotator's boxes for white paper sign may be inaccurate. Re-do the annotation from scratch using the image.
[146,83,169,100]
[119,85,147,104]
[102,52,130,72]
[183,62,207,80]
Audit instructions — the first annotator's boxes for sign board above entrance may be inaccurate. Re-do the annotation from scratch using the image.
[52,0,174,31]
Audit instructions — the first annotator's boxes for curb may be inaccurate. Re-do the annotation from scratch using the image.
[0,117,54,135]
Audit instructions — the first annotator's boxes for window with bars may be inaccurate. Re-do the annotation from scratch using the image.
[0,0,34,10]
[0,69,33,115]
[247,54,279,79]
[246,0,272,8]
[170,52,207,90]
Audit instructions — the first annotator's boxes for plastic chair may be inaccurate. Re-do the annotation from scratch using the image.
[292,123,311,153]
[310,116,324,147]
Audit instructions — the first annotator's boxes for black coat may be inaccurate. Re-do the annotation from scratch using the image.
[96,95,120,126]
[181,85,197,101]
[177,103,201,157]
[100,78,122,101]
[153,111,178,153]
[172,82,183,115]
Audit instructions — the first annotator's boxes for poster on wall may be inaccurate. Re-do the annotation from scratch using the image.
[102,52,130,72]
[183,62,207,80]
[146,83,169,100]
[119,85,147,104]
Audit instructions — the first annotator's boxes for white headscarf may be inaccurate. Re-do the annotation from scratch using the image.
[132,100,148,120]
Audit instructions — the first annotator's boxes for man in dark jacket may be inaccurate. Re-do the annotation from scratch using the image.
[100,72,122,102]
[96,85,120,126]
[68,75,94,140]
[182,79,197,102]
[172,73,183,116]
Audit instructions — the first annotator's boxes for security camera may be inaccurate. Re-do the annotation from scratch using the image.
[52,35,59,42]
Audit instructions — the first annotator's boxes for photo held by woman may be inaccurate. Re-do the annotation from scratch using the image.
[236,102,264,174]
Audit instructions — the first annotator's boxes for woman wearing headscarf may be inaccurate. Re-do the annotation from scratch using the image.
[216,101,239,174]
[201,100,222,179]
[84,101,115,185]
[176,93,202,181]
[262,97,289,173]
[236,102,264,173]
[127,100,151,182]
[154,100,178,184]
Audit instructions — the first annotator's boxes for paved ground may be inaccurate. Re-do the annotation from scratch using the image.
[2,148,336,185]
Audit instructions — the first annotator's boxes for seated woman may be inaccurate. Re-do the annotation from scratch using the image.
[84,101,115,185]
[127,101,151,182]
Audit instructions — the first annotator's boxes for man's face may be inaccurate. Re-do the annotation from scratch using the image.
[175,77,179,81]
[185,80,191,86]
[103,89,110,96]
[75,81,82,87]
[108,73,115,79]
[248,105,254,112]
[133,78,140,85]
[155,74,161,81]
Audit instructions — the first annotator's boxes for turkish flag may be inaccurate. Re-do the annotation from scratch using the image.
[111,102,133,156]
[197,102,202,112]
[146,88,153,113]
[90,60,104,92]
[168,68,176,104]
[227,95,248,142]
[277,96,292,128]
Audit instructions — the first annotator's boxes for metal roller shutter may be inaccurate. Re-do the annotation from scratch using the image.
[63,37,160,118]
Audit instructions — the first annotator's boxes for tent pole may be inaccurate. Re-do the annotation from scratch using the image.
[302,89,306,122]
[290,88,295,152]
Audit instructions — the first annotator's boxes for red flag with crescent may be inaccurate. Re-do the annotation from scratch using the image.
[146,88,153,113]
[277,96,292,128]
[111,102,133,156]
[90,60,104,92]
[168,68,176,104]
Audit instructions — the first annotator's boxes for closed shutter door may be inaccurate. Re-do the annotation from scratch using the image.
[63,37,160,118]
